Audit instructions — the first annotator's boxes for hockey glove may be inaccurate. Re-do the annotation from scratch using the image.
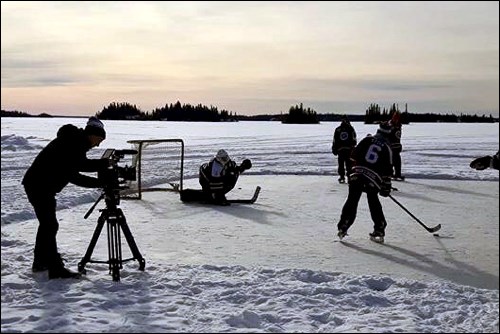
[379,179,392,197]
[240,159,252,171]
[332,147,338,156]
[470,156,492,170]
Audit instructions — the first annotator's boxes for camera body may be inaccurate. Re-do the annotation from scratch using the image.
[98,149,138,205]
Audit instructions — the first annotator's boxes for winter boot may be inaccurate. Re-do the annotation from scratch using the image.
[49,266,82,279]
[48,253,81,279]
[32,261,48,272]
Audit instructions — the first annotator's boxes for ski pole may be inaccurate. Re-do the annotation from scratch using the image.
[387,194,441,233]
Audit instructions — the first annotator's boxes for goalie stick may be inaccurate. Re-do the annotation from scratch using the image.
[227,186,261,204]
[180,186,261,205]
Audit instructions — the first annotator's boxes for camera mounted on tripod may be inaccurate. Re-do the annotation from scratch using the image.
[98,149,137,206]
[80,148,146,281]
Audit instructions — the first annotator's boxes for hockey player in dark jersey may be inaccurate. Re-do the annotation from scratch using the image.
[388,111,404,180]
[332,116,357,183]
[337,122,394,243]
[199,149,252,205]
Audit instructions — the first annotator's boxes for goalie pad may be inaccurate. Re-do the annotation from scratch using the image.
[180,189,209,202]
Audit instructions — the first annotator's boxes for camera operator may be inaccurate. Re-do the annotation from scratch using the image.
[22,116,109,279]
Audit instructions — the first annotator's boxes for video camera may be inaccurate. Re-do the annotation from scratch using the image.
[98,149,137,195]
[85,149,138,219]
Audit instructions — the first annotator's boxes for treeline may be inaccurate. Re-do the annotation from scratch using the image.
[281,103,319,124]
[96,101,237,122]
[363,103,497,123]
[365,103,408,124]
[2,102,498,123]
[1,110,53,118]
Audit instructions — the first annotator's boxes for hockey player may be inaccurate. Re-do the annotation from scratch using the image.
[389,111,404,180]
[332,116,357,183]
[470,151,499,170]
[337,122,394,243]
[199,149,252,205]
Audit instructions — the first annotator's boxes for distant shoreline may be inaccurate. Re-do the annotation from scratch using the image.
[1,111,498,123]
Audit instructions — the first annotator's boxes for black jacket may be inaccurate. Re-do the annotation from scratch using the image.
[493,151,499,170]
[332,123,357,153]
[350,134,393,190]
[389,124,402,151]
[199,159,241,194]
[22,124,108,194]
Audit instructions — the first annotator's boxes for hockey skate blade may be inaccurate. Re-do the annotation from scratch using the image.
[369,236,384,244]
[337,231,348,240]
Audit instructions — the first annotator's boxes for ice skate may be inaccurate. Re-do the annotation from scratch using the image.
[337,229,348,240]
[369,231,385,244]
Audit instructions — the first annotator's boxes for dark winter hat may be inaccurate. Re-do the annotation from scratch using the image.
[84,116,106,139]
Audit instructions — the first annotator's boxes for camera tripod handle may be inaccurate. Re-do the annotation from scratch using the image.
[84,193,105,219]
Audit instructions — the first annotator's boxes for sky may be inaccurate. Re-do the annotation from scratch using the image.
[1,1,499,117]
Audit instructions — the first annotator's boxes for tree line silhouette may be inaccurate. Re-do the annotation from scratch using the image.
[2,101,498,123]
[96,101,237,122]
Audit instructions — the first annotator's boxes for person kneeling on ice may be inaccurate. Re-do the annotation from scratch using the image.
[337,122,394,243]
[199,149,252,205]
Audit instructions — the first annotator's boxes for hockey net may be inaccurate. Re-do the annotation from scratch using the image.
[122,139,184,199]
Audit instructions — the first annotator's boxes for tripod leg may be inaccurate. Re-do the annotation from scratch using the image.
[78,213,107,273]
[107,216,121,282]
[117,209,146,271]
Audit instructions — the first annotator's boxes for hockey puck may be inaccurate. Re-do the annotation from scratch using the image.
[433,233,440,237]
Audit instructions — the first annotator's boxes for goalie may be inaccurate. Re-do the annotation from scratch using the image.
[181,149,252,205]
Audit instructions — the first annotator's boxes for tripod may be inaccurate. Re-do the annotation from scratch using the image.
[78,189,145,281]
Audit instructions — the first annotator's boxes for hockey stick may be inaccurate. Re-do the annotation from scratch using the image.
[227,186,261,204]
[370,178,440,233]
[387,194,441,233]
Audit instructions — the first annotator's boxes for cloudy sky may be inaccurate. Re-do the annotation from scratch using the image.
[1,1,498,116]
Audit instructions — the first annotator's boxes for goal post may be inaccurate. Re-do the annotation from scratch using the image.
[123,139,184,199]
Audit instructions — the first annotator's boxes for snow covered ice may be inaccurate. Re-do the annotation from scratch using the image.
[1,118,499,333]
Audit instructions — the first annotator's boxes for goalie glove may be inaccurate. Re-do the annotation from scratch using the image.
[470,155,492,170]
[239,159,252,171]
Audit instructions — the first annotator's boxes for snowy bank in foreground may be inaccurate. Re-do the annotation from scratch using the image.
[1,254,498,333]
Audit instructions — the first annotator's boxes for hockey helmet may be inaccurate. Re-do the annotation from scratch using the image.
[376,121,392,136]
[215,149,230,165]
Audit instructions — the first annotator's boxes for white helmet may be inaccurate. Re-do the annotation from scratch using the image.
[215,149,230,165]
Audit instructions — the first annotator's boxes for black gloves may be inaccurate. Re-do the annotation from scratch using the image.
[470,156,492,170]
[332,147,338,156]
[240,159,252,171]
[379,179,392,197]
